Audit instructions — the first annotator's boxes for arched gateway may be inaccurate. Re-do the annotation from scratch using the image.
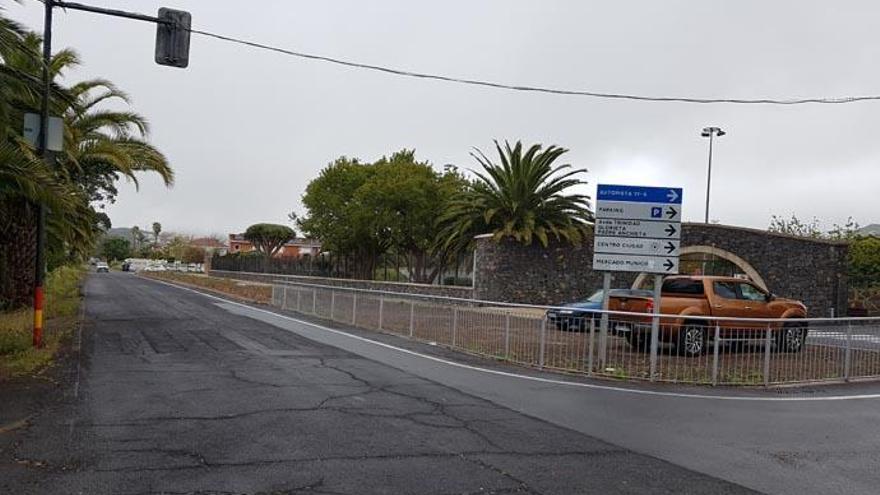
[631,245,768,291]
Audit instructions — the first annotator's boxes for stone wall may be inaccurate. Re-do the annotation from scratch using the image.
[681,224,848,317]
[209,269,473,299]
[474,223,848,317]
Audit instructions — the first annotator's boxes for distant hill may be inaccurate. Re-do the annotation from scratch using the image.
[857,224,880,237]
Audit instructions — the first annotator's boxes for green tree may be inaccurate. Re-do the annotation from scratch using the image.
[130,225,146,252]
[244,223,295,259]
[768,214,861,240]
[0,143,88,307]
[297,151,468,282]
[160,235,204,263]
[439,140,593,252]
[180,245,206,264]
[100,237,131,262]
[152,222,162,245]
[354,151,467,282]
[828,217,860,241]
[768,214,824,238]
[849,237,880,289]
[298,157,380,278]
[767,214,880,290]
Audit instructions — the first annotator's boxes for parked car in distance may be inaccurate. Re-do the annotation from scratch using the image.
[143,263,167,272]
[546,289,654,332]
[96,262,110,273]
[121,261,131,272]
[608,276,808,356]
[123,258,157,272]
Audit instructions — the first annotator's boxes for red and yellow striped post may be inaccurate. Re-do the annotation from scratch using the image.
[33,286,44,348]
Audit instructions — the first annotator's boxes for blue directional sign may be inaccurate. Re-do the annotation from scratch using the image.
[594,183,683,274]
[597,184,683,204]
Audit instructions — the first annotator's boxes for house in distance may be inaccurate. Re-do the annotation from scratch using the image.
[227,233,321,258]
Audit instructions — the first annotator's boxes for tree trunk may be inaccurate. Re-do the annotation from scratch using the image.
[0,199,37,310]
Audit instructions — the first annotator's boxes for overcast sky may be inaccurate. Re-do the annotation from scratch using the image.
[8,1,880,236]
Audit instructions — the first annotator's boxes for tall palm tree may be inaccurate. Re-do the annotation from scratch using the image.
[439,140,593,252]
[0,6,39,140]
[0,16,173,307]
[0,142,87,308]
[152,222,162,245]
[62,77,173,190]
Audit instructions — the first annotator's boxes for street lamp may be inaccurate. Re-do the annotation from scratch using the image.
[700,126,726,223]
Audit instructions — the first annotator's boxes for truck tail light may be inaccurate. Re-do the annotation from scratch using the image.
[646,300,654,313]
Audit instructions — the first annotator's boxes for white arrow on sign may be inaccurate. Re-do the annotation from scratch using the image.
[595,218,681,240]
[667,189,679,203]
[595,200,681,222]
[592,253,680,274]
[594,237,680,257]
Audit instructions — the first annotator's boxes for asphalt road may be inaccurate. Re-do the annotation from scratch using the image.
[5,272,880,494]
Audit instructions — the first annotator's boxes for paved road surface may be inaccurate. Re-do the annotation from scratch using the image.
[5,272,880,494]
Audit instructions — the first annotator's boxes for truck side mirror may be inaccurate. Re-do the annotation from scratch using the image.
[765,293,775,302]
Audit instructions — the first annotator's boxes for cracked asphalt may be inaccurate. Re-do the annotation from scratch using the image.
[0,272,761,494]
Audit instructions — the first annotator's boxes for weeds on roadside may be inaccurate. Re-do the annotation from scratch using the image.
[0,265,85,378]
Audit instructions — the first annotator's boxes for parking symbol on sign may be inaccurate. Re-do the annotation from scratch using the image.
[651,207,662,218]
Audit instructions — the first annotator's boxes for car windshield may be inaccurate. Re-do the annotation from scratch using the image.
[584,291,604,303]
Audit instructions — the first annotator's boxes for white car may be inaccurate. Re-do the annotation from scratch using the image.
[96,262,110,273]
[143,264,167,272]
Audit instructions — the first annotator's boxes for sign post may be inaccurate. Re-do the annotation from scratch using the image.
[598,272,611,368]
[593,184,683,380]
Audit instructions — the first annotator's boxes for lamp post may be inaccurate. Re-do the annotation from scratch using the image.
[700,126,726,224]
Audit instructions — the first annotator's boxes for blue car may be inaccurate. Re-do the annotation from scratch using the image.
[546,289,654,332]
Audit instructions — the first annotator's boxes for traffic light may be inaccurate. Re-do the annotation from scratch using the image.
[155,8,191,68]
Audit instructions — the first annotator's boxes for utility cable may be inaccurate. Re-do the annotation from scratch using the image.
[189,28,880,105]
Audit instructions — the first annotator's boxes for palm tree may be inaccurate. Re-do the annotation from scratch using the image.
[152,222,162,245]
[0,17,174,307]
[439,140,593,252]
[62,78,173,191]
[3,31,173,196]
[0,142,88,308]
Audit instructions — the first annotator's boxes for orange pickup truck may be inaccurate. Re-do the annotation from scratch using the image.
[608,276,808,357]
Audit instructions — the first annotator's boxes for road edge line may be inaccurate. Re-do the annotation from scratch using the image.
[141,276,880,403]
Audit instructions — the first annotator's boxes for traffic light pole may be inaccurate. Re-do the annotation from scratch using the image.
[33,0,54,347]
[32,1,190,346]
[53,1,169,23]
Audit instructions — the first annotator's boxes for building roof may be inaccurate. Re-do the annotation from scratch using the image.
[189,237,225,249]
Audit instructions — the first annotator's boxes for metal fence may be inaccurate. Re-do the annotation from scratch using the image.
[268,281,880,386]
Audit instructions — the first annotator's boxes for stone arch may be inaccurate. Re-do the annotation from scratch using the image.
[631,245,768,291]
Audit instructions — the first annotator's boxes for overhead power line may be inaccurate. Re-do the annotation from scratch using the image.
[189,28,880,106]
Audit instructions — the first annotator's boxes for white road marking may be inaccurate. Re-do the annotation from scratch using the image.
[141,276,880,402]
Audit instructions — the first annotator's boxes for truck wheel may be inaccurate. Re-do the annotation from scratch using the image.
[677,323,707,357]
[776,321,807,353]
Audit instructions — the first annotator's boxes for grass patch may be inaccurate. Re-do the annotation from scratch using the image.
[140,271,272,304]
[0,265,85,379]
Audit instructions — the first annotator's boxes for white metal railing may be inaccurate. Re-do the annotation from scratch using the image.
[268,280,880,386]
